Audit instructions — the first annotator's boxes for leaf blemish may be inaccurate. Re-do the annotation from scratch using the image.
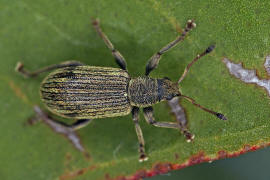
[223,57,270,96]
[174,153,179,160]
[60,165,98,180]
[60,168,88,180]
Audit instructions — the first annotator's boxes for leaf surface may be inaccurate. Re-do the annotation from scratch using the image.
[1,0,270,179]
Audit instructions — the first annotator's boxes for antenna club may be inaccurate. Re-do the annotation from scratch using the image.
[216,113,227,120]
[205,45,215,54]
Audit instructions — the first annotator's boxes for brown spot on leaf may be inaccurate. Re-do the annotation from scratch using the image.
[174,153,179,160]
[27,116,39,125]
[60,168,88,180]
[217,150,227,159]
[83,152,91,160]
[153,163,172,174]
[105,173,111,180]
[64,152,73,169]
[60,165,98,180]
[188,151,207,165]
[243,144,251,151]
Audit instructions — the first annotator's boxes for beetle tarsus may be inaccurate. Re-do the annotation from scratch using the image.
[184,130,195,142]
[186,19,196,29]
[216,113,227,120]
[15,62,30,78]
[139,154,149,162]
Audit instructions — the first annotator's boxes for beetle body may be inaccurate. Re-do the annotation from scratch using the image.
[17,19,226,162]
[40,65,180,119]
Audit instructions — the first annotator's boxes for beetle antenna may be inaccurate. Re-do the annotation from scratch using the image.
[182,95,227,120]
[178,45,215,84]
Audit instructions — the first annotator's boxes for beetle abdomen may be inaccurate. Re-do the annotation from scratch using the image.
[40,66,131,119]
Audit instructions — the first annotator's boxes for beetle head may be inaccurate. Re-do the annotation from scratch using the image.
[159,78,181,101]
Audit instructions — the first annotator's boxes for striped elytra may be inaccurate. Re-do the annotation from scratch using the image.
[40,66,131,119]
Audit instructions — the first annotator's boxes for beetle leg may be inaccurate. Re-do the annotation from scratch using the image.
[15,60,84,78]
[143,106,194,142]
[92,19,127,70]
[145,20,196,76]
[132,107,148,162]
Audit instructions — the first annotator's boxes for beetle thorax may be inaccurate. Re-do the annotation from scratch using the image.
[128,76,180,107]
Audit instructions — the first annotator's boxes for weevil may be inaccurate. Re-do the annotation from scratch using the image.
[16,19,227,162]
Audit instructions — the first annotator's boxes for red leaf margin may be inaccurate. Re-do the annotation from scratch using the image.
[104,142,270,180]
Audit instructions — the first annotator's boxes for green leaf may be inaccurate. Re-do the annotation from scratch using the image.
[1,0,270,179]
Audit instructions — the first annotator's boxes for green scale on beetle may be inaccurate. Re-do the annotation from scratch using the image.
[16,19,227,162]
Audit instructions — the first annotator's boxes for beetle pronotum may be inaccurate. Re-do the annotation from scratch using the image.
[16,19,226,162]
